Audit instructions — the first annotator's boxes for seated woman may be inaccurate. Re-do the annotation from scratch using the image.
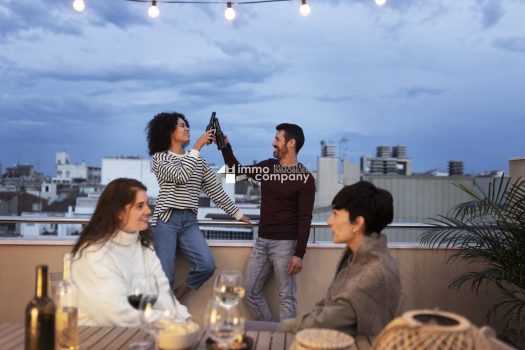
[278,181,401,336]
[71,178,191,326]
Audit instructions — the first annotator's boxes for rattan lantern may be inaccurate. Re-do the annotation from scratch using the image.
[372,309,491,350]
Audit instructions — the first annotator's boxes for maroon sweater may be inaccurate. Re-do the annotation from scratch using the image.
[222,144,315,258]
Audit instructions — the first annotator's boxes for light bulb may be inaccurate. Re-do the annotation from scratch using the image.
[225,2,236,21]
[148,4,160,18]
[375,0,387,6]
[72,0,85,12]
[299,0,311,17]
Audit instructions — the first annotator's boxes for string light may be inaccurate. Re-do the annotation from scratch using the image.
[72,0,86,12]
[148,0,160,17]
[299,0,310,16]
[224,2,236,21]
[73,1,390,20]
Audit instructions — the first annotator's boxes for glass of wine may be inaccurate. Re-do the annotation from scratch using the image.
[127,275,159,350]
[213,270,245,309]
[128,274,158,310]
[204,300,244,349]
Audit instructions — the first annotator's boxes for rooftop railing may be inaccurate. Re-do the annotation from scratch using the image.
[0,215,434,244]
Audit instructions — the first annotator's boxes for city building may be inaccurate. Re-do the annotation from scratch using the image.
[52,150,101,185]
[361,145,413,176]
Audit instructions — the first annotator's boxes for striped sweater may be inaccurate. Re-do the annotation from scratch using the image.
[151,149,243,226]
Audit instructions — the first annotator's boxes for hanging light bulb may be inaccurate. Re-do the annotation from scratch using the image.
[72,0,86,12]
[148,0,160,18]
[299,0,311,16]
[224,2,236,21]
[375,0,387,6]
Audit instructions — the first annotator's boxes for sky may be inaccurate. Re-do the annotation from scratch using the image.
[1,0,524,176]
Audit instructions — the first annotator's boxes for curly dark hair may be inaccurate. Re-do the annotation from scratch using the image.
[72,178,153,257]
[146,112,190,156]
[332,181,394,235]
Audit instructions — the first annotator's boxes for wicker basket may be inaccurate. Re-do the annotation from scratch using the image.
[372,309,491,350]
[291,328,356,350]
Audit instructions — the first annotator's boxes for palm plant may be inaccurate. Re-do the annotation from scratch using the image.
[420,176,525,332]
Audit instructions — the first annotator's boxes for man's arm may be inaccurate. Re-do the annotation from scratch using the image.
[220,135,266,180]
[293,172,316,259]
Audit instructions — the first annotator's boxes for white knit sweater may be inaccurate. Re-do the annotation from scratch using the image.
[71,230,191,326]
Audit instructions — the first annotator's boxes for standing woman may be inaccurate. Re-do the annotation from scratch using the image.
[71,178,191,326]
[146,112,250,299]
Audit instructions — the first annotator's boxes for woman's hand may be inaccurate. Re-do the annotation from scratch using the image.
[193,129,215,151]
[238,215,252,227]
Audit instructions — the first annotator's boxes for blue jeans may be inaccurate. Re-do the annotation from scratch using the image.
[153,209,216,290]
[244,237,297,321]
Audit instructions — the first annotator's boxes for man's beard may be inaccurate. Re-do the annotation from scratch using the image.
[273,146,287,159]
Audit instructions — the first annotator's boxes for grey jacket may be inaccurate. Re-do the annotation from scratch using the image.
[279,233,401,336]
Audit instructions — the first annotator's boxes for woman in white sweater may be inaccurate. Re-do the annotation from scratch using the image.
[71,178,191,326]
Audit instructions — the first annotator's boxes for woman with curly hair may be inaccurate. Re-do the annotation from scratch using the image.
[146,112,251,299]
[71,178,191,326]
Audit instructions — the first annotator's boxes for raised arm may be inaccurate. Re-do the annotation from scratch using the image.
[220,134,266,180]
[152,130,215,184]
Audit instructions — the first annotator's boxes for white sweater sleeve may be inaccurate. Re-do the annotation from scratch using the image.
[148,248,192,321]
[72,248,141,327]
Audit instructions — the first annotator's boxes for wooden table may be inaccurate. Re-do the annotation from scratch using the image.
[0,323,373,350]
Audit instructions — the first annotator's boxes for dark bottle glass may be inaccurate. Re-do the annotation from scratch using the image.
[206,111,217,145]
[25,265,56,350]
[214,117,226,150]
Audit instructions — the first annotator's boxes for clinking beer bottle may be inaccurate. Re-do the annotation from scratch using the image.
[206,112,217,145]
[25,265,55,350]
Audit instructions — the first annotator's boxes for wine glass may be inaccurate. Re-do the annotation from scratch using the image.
[213,270,245,309]
[127,275,159,350]
[128,274,158,310]
[204,300,244,349]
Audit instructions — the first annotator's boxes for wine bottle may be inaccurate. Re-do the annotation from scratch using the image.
[54,253,79,350]
[25,264,56,350]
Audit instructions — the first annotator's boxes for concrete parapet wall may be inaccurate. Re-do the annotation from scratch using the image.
[0,240,504,331]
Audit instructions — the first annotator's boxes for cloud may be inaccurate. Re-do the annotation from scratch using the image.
[20,54,284,88]
[0,0,151,44]
[314,95,366,103]
[493,36,525,53]
[394,86,446,99]
[477,0,504,29]
[0,1,81,42]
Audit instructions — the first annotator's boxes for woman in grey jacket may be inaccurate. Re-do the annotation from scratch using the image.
[279,181,401,336]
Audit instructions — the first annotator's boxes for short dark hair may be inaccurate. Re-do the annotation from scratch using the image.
[332,181,394,235]
[146,112,190,155]
[276,123,305,154]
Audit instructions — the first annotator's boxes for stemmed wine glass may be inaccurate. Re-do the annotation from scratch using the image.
[128,274,159,310]
[213,270,245,310]
[127,275,159,350]
[204,300,245,349]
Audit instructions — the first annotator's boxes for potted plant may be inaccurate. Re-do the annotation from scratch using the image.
[420,176,525,347]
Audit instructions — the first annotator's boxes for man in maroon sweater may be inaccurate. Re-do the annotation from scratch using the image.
[221,123,315,321]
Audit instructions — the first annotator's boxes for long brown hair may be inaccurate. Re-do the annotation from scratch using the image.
[72,178,153,257]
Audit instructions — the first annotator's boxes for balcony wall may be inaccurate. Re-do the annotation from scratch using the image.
[0,240,504,331]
